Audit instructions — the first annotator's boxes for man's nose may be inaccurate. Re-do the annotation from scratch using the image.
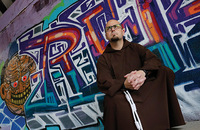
[111,27,115,31]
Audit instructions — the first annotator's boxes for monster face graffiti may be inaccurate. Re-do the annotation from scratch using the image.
[0,54,36,115]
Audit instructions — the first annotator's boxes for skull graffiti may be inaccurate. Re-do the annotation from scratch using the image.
[0,54,36,115]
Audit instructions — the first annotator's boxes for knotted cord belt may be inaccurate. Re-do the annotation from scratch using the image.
[123,90,143,130]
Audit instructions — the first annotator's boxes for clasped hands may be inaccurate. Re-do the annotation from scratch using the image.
[124,70,146,90]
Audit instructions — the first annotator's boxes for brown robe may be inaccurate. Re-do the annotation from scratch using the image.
[97,40,185,130]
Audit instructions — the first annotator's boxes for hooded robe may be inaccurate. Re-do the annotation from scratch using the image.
[97,40,185,130]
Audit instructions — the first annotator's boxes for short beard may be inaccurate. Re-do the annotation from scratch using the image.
[111,37,119,42]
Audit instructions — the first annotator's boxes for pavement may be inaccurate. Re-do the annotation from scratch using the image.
[171,121,200,130]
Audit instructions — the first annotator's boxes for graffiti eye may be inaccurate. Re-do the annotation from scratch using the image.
[11,81,18,88]
[22,72,30,82]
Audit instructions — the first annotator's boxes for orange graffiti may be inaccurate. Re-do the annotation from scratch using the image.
[83,6,104,54]
[135,0,153,42]
[49,31,79,70]
[133,25,138,35]
[189,3,200,15]
[107,0,115,18]
[142,9,160,43]
[33,28,80,72]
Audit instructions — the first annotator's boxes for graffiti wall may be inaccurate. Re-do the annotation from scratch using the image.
[0,0,200,129]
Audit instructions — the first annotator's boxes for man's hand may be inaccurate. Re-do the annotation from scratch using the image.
[124,70,146,90]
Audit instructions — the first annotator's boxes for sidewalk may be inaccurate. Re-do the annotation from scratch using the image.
[171,121,200,130]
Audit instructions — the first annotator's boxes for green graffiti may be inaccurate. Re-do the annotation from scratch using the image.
[0,61,5,76]
[148,42,180,72]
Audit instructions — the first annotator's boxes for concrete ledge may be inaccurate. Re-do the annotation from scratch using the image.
[171,121,200,130]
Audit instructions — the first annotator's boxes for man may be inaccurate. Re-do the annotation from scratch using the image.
[96,19,185,130]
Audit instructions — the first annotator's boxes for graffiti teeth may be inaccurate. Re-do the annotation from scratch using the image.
[11,87,31,105]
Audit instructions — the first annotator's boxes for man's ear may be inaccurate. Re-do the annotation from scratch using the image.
[122,28,125,34]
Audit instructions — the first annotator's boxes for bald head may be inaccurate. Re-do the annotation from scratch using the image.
[105,19,121,28]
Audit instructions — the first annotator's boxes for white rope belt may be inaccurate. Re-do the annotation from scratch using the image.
[123,90,143,130]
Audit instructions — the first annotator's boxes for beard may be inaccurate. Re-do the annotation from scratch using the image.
[111,36,120,42]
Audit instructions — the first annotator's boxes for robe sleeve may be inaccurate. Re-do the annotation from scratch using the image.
[134,43,162,71]
[97,55,125,96]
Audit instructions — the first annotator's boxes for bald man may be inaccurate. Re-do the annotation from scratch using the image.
[97,19,185,130]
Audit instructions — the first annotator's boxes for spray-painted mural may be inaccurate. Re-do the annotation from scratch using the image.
[0,0,200,129]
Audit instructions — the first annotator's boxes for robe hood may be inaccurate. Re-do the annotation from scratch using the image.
[104,39,132,53]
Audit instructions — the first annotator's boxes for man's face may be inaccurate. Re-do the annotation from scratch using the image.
[105,20,125,42]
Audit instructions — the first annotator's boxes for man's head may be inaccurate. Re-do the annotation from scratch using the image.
[105,19,125,42]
